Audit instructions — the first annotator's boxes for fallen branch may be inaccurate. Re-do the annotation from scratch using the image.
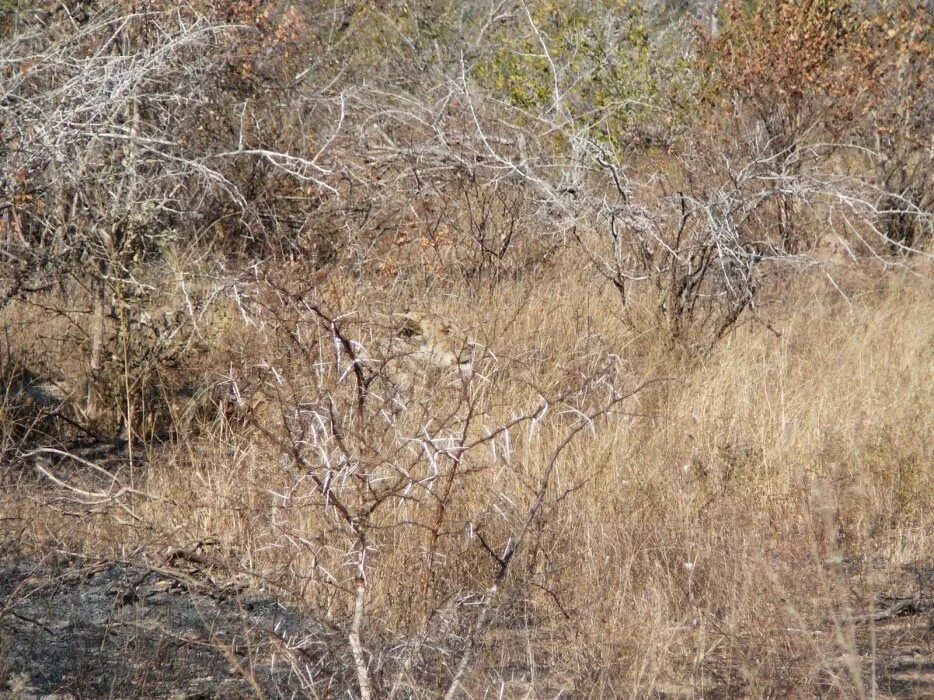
[853,596,934,625]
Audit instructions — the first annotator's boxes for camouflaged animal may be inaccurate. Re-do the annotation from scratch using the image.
[388,311,474,389]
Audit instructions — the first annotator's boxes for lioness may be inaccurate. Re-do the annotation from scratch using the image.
[386,311,474,390]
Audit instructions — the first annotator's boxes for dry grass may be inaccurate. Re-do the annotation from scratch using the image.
[1,2,931,694]
[1,250,931,696]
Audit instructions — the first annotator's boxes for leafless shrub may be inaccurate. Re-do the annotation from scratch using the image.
[0,4,349,438]
[202,266,645,697]
[0,2,931,697]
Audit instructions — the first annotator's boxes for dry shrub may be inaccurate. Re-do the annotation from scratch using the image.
[1,1,931,697]
[699,0,933,253]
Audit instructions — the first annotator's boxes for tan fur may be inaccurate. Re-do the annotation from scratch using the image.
[387,311,474,390]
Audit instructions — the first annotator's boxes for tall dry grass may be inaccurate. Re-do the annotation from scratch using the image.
[2,250,930,696]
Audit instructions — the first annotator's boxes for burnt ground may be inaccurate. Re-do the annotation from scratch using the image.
[862,612,934,699]
[852,577,934,700]
[0,557,355,699]
[0,555,931,699]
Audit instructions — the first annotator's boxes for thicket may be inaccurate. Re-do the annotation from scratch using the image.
[0,0,930,696]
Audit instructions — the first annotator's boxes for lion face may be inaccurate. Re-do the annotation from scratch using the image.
[391,311,473,384]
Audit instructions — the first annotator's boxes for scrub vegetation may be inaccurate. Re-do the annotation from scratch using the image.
[1,1,931,696]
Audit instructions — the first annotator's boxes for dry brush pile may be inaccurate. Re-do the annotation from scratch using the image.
[0,0,931,697]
